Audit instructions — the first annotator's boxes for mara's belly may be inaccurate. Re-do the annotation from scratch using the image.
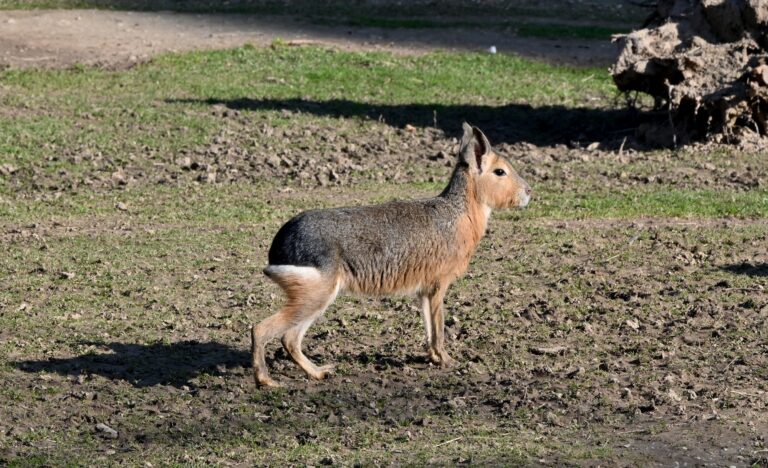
[339,254,470,296]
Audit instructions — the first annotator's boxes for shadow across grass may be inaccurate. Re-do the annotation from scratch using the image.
[13,340,250,388]
[721,262,768,277]
[0,0,646,24]
[168,97,654,148]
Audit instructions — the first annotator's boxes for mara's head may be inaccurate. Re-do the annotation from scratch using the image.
[458,123,531,209]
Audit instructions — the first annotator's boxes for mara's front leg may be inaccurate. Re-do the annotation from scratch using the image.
[427,284,456,367]
[420,295,434,357]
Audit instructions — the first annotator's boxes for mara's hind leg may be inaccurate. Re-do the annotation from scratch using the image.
[251,302,299,388]
[252,265,337,387]
[281,282,339,380]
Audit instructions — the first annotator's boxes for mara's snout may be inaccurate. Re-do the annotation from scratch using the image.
[517,180,532,208]
[251,122,532,388]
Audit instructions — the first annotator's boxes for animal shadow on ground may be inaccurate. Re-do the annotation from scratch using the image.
[168,97,659,149]
[12,340,428,389]
[721,262,768,277]
[12,340,249,388]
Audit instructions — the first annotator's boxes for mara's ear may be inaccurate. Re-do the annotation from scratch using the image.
[458,123,492,173]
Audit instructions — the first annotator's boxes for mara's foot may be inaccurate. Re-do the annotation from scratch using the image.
[439,354,456,367]
[255,372,282,388]
[307,364,336,381]
[429,349,456,367]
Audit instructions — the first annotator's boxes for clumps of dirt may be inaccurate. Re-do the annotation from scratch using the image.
[611,0,768,146]
[507,139,767,191]
[9,107,767,199]
[14,109,458,196]
[164,118,455,189]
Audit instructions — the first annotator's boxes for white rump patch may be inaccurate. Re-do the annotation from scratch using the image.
[265,265,323,281]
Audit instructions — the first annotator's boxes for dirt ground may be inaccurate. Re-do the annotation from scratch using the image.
[1,4,767,466]
[0,8,622,69]
[2,111,767,465]
[2,178,767,465]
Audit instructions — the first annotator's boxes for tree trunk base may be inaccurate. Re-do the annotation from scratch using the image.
[612,0,768,146]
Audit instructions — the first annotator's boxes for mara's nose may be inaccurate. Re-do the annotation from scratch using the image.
[525,185,532,196]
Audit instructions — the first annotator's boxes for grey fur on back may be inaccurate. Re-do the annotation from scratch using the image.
[267,164,471,285]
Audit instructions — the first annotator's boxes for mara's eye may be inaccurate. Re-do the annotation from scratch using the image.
[493,168,506,177]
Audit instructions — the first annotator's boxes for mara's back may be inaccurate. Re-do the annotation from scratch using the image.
[267,196,466,294]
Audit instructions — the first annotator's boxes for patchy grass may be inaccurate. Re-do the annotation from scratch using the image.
[2,184,767,225]
[0,45,613,197]
[524,188,768,220]
[1,43,767,466]
[2,189,766,465]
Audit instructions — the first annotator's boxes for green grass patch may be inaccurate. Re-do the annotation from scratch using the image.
[1,42,610,108]
[516,23,629,40]
[313,15,629,40]
[2,184,766,225]
[360,182,768,220]
[314,16,469,29]
[0,184,277,223]
[517,188,768,220]
[153,45,612,105]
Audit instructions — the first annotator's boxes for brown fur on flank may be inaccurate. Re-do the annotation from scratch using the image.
[251,123,532,387]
